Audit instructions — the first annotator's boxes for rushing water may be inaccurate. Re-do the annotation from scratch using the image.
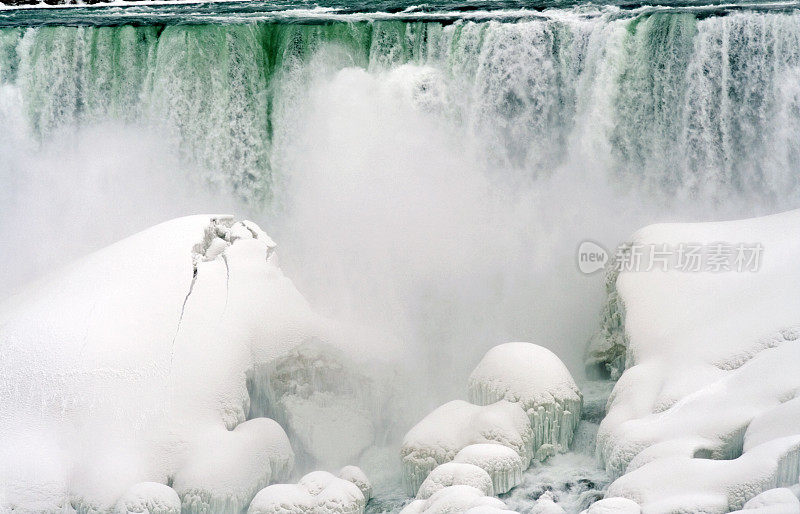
[2,3,800,507]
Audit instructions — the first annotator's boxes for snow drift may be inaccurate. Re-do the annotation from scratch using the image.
[0,215,394,512]
[593,209,800,512]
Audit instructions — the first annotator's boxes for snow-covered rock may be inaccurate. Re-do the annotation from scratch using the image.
[416,462,494,499]
[469,343,582,457]
[0,215,394,512]
[399,485,513,514]
[453,444,525,494]
[173,418,293,513]
[338,466,372,502]
[401,400,533,495]
[735,487,800,512]
[529,491,566,513]
[593,209,800,512]
[114,482,181,514]
[580,497,641,514]
[247,471,365,514]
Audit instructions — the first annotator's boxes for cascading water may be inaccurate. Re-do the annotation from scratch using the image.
[2,5,800,509]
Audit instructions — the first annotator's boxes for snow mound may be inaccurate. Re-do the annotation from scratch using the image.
[469,343,582,457]
[399,485,513,514]
[338,466,372,502]
[530,491,566,513]
[114,482,180,514]
[735,487,800,512]
[400,400,533,495]
[0,215,392,512]
[174,418,293,513]
[593,209,800,512]
[453,444,524,494]
[580,497,640,514]
[416,462,494,499]
[247,470,365,514]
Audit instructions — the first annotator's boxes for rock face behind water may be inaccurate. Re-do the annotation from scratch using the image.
[469,342,583,459]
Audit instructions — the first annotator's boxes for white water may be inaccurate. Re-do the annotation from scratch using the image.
[1,11,799,409]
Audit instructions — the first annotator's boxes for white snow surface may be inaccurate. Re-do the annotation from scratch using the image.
[416,462,494,499]
[0,215,392,512]
[453,444,525,494]
[597,209,800,512]
[399,485,513,514]
[247,471,365,514]
[468,343,582,455]
[579,497,641,514]
[114,482,181,514]
[400,400,533,495]
[733,487,800,512]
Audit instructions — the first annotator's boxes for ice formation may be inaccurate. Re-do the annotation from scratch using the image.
[593,209,800,511]
[579,497,641,514]
[338,466,372,502]
[114,482,181,514]
[469,343,582,457]
[247,471,366,514]
[529,491,566,513]
[401,400,533,495]
[399,485,514,514]
[733,487,800,512]
[0,215,392,512]
[453,444,525,494]
[416,462,494,500]
[173,418,293,513]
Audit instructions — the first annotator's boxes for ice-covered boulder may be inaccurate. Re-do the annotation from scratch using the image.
[453,444,524,494]
[114,482,181,514]
[469,343,582,457]
[173,418,293,513]
[416,462,494,499]
[401,400,533,495]
[0,215,395,512]
[593,209,800,511]
[580,497,640,514]
[400,485,513,514]
[247,470,365,514]
[338,466,372,502]
[735,487,800,512]
[529,491,566,513]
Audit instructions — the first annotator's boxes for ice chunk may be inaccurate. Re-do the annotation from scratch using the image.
[591,210,800,511]
[453,444,524,494]
[469,343,582,457]
[401,400,533,495]
[580,497,641,514]
[737,487,800,512]
[530,491,565,513]
[399,485,511,514]
[416,462,494,499]
[338,466,372,502]
[114,482,180,514]
[248,470,365,514]
[173,418,294,513]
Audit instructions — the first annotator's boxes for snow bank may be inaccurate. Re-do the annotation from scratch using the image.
[416,462,494,499]
[469,343,582,457]
[400,400,533,495]
[114,482,180,514]
[247,471,365,514]
[399,485,513,514]
[453,444,525,494]
[338,466,372,502]
[529,491,565,513]
[0,215,393,512]
[593,209,800,511]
